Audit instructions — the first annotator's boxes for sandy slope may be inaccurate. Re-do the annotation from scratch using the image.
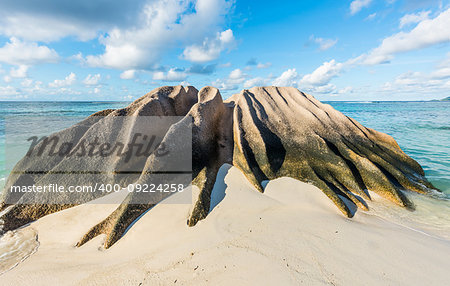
[1,164,449,285]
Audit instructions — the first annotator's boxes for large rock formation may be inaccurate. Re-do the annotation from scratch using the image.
[0,86,439,248]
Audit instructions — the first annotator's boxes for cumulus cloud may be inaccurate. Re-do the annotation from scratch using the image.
[228,68,246,81]
[350,0,372,15]
[212,79,235,91]
[360,8,450,65]
[431,53,450,79]
[120,70,136,80]
[300,60,343,87]
[90,87,101,94]
[296,9,450,95]
[83,74,101,85]
[183,29,235,63]
[377,54,450,98]
[10,65,28,78]
[153,69,188,82]
[87,0,233,69]
[310,35,338,51]
[0,38,59,65]
[212,68,247,90]
[0,85,19,97]
[0,0,146,41]
[0,1,234,71]
[21,78,33,87]
[399,10,431,28]
[243,77,270,89]
[382,70,450,96]
[272,69,298,86]
[49,72,76,87]
[337,86,354,94]
[431,67,450,79]
[257,62,272,69]
[308,84,337,94]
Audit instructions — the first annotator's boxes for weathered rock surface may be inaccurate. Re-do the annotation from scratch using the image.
[0,86,439,248]
[231,87,436,216]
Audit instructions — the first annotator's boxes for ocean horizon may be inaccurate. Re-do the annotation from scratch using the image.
[1,99,449,238]
[2,100,448,195]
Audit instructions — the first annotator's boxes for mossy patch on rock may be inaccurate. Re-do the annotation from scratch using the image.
[0,86,440,248]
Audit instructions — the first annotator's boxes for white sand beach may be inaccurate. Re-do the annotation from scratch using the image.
[1,165,449,285]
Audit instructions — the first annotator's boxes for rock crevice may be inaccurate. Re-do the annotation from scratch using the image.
[0,86,440,248]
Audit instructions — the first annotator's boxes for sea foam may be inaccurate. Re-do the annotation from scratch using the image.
[0,227,39,275]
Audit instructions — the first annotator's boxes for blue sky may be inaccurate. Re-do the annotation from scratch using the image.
[0,0,449,101]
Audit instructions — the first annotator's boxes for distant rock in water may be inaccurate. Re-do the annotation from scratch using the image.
[0,86,440,248]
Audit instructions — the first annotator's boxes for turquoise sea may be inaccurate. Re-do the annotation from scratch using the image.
[329,100,450,197]
[0,100,449,237]
[2,101,447,195]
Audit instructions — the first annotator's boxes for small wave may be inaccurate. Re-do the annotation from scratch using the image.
[367,192,450,240]
[0,227,39,275]
[436,126,450,130]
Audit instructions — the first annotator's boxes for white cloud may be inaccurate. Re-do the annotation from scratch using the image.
[0,1,233,71]
[212,68,248,90]
[83,74,101,85]
[20,78,33,87]
[382,70,450,96]
[366,13,376,21]
[399,11,431,28]
[3,75,12,83]
[120,70,136,79]
[379,53,450,97]
[256,62,272,69]
[0,37,58,65]
[0,85,19,97]
[431,68,450,79]
[310,36,338,51]
[91,87,101,94]
[10,65,28,78]
[0,14,98,42]
[272,69,298,86]
[243,77,270,89]
[183,29,235,63]
[212,79,238,91]
[350,0,372,15]
[337,86,354,94]
[153,69,187,82]
[0,0,147,42]
[49,72,76,87]
[309,84,337,94]
[431,53,450,79]
[300,60,343,87]
[86,0,233,70]
[360,8,450,65]
[288,8,450,96]
[229,69,245,81]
